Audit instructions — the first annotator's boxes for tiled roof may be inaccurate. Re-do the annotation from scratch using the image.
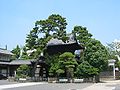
[0,61,9,65]
[0,60,35,65]
[9,60,35,65]
[47,38,64,46]
[0,48,13,55]
[47,35,77,46]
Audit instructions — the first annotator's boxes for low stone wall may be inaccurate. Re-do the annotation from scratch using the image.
[100,71,120,81]
[73,79,84,83]
[8,77,15,82]
[8,77,97,83]
[59,79,68,83]
[48,77,57,83]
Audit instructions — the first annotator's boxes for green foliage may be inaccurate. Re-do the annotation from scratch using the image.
[49,63,59,76]
[25,14,67,59]
[48,54,63,77]
[35,14,67,41]
[16,64,30,78]
[20,46,30,60]
[73,26,109,72]
[56,69,65,75]
[11,45,21,60]
[12,14,110,79]
[26,28,38,50]
[49,52,78,78]
[106,42,120,61]
[106,42,120,69]
[116,61,120,70]
[75,61,98,78]
[84,39,109,71]
[73,26,92,46]
[46,53,60,66]
[59,52,74,59]
[59,52,78,67]
[106,43,118,59]
[59,52,78,78]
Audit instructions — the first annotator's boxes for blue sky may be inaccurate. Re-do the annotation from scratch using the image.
[0,0,120,50]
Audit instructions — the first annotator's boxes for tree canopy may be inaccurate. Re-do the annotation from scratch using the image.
[75,61,98,78]
[16,64,30,78]
[49,52,78,79]
[73,26,92,46]
[72,26,109,71]
[12,14,110,80]
[84,39,109,71]
[25,14,68,58]
[11,45,21,60]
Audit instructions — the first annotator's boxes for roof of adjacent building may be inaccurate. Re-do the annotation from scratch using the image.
[0,61,9,65]
[0,48,13,55]
[0,59,46,65]
[9,59,34,65]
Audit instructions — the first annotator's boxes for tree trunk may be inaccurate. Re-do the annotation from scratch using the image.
[95,74,100,83]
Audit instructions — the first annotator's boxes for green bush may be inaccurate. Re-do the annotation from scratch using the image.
[75,61,98,78]
[16,64,30,78]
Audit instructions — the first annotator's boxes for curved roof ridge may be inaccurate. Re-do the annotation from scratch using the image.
[0,48,13,55]
[47,38,64,46]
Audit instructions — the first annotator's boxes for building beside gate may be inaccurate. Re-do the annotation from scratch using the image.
[0,48,33,77]
[0,34,84,80]
[0,48,13,76]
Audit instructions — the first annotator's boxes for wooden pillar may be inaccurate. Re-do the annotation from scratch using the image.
[7,66,10,77]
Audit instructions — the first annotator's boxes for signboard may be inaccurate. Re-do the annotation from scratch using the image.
[108,63,114,66]
[108,59,116,66]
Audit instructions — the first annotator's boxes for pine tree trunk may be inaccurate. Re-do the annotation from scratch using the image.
[95,74,100,83]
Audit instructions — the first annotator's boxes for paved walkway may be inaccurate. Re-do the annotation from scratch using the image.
[0,80,120,90]
[0,82,46,90]
[82,80,120,90]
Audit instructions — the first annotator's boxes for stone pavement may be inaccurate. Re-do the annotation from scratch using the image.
[0,82,46,90]
[0,80,120,90]
[82,80,120,90]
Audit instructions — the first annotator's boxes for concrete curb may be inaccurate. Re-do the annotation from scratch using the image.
[0,82,47,90]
